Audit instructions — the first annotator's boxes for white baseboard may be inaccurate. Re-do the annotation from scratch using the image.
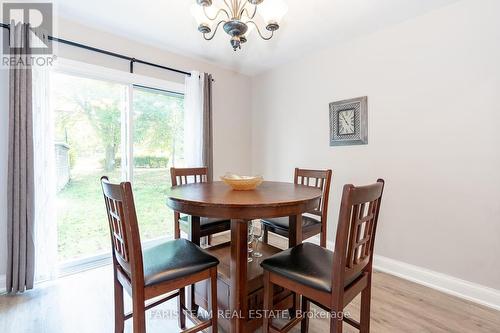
[322,240,500,311]
[0,274,6,294]
[373,255,500,311]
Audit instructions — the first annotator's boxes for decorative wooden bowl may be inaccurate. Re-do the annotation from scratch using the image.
[220,174,264,191]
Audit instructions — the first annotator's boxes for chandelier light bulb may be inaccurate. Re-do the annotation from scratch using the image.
[196,0,212,6]
[258,0,288,25]
[190,4,208,26]
[191,3,219,29]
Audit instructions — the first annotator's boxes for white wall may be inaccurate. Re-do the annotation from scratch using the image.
[0,17,252,280]
[251,0,500,290]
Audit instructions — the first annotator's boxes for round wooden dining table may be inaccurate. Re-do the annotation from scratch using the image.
[166,181,322,333]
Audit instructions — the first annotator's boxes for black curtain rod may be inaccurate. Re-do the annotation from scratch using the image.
[0,22,192,77]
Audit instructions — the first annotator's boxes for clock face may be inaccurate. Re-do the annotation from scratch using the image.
[329,96,367,146]
[338,109,356,135]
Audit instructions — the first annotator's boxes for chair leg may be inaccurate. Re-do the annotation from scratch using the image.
[263,225,269,244]
[320,227,327,248]
[289,296,298,319]
[113,275,125,333]
[330,310,343,333]
[178,287,186,329]
[188,216,201,314]
[360,283,372,332]
[301,297,310,333]
[262,271,273,333]
[174,212,181,239]
[188,216,201,245]
[207,235,213,246]
[132,292,146,333]
[288,215,302,318]
[209,267,218,333]
[188,289,199,316]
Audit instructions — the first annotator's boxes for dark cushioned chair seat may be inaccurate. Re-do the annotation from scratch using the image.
[142,239,219,287]
[179,215,230,228]
[261,243,361,293]
[261,215,321,231]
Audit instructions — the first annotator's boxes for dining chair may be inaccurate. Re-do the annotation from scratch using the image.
[101,176,219,333]
[170,167,231,246]
[262,168,332,248]
[261,179,385,333]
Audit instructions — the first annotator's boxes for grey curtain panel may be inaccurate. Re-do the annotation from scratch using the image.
[7,22,35,293]
[202,73,214,181]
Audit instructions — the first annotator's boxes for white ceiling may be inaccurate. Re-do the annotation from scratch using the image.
[54,0,458,76]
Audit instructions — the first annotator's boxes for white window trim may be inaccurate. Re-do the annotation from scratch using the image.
[53,58,185,94]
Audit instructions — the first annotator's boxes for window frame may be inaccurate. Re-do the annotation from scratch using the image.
[54,58,185,182]
[52,58,185,274]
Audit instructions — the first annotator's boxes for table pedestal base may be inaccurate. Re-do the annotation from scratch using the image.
[192,242,294,332]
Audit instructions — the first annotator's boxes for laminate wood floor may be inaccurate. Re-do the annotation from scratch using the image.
[1,235,499,333]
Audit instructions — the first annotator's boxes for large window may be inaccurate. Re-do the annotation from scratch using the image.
[51,62,184,265]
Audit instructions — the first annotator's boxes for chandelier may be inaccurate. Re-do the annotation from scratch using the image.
[191,0,288,51]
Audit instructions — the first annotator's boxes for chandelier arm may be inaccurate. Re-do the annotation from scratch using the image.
[249,4,257,19]
[246,20,275,40]
[223,0,233,15]
[203,20,227,40]
[203,6,230,20]
[238,0,247,16]
[238,0,249,18]
[240,3,257,20]
[231,0,239,16]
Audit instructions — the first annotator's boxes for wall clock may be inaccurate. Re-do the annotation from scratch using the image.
[329,96,368,146]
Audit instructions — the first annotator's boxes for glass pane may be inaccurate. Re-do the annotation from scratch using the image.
[52,72,127,262]
[132,86,184,241]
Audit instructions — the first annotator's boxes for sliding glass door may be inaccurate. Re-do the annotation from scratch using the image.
[52,72,126,262]
[132,86,184,241]
[51,66,184,266]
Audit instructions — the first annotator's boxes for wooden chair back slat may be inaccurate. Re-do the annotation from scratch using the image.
[171,167,209,186]
[294,168,332,217]
[170,167,212,241]
[333,179,385,291]
[101,176,144,282]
